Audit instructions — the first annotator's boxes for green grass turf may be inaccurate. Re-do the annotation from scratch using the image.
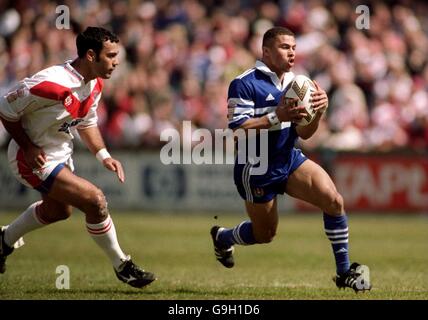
[0,211,427,300]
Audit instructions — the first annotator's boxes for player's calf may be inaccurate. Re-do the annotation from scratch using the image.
[37,205,72,223]
[253,229,276,243]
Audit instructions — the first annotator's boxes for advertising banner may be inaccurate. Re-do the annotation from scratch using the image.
[1,152,426,212]
[296,154,428,212]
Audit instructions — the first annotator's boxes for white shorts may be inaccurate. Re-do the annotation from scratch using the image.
[7,140,74,193]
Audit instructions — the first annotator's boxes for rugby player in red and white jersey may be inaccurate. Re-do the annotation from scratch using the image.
[0,27,156,288]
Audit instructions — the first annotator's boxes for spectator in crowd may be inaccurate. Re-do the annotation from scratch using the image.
[0,0,427,152]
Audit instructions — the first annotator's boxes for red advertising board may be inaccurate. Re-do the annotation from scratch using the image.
[296,154,428,212]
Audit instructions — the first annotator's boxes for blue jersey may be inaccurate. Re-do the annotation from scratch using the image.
[228,60,299,184]
[228,61,308,202]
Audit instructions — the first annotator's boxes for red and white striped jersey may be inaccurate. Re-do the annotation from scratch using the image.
[0,60,103,164]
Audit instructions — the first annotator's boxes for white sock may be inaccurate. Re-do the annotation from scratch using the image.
[86,215,128,270]
[4,201,48,247]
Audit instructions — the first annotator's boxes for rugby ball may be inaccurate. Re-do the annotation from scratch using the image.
[284,75,316,126]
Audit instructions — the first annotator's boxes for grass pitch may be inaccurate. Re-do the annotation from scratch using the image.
[0,211,427,300]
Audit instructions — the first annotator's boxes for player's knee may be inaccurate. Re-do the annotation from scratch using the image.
[55,207,72,221]
[38,204,72,223]
[87,188,109,219]
[325,191,344,215]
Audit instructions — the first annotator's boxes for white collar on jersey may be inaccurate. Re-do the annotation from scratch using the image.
[64,59,85,82]
[255,60,294,91]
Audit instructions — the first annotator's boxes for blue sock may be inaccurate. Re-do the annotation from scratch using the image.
[323,213,350,274]
[218,221,256,247]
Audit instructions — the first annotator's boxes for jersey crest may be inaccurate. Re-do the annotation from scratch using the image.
[58,119,84,134]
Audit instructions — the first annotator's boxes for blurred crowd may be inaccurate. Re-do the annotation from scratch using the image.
[0,0,427,152]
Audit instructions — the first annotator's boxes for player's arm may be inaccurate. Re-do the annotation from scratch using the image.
[0,80,48,169]
[237,100,306,131]
[296,80,328,140]
[236,95,307,131]
[228,79,305,132]
[77,126,125,183]
[295,112,323,139]
[234,116,271,131]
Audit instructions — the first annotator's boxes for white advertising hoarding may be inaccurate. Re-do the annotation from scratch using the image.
[0,151,295,213]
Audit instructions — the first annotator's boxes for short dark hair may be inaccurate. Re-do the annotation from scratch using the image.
[76,27,119,59]
[262,27,294,47]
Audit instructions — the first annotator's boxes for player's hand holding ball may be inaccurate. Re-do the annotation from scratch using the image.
[278,75,329,126]
[310,80,328,115]
[275,95,308,123]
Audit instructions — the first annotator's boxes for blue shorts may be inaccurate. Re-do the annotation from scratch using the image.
[234,148,307,203]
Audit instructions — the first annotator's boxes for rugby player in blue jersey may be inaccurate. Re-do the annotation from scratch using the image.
[210,27,371,292]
